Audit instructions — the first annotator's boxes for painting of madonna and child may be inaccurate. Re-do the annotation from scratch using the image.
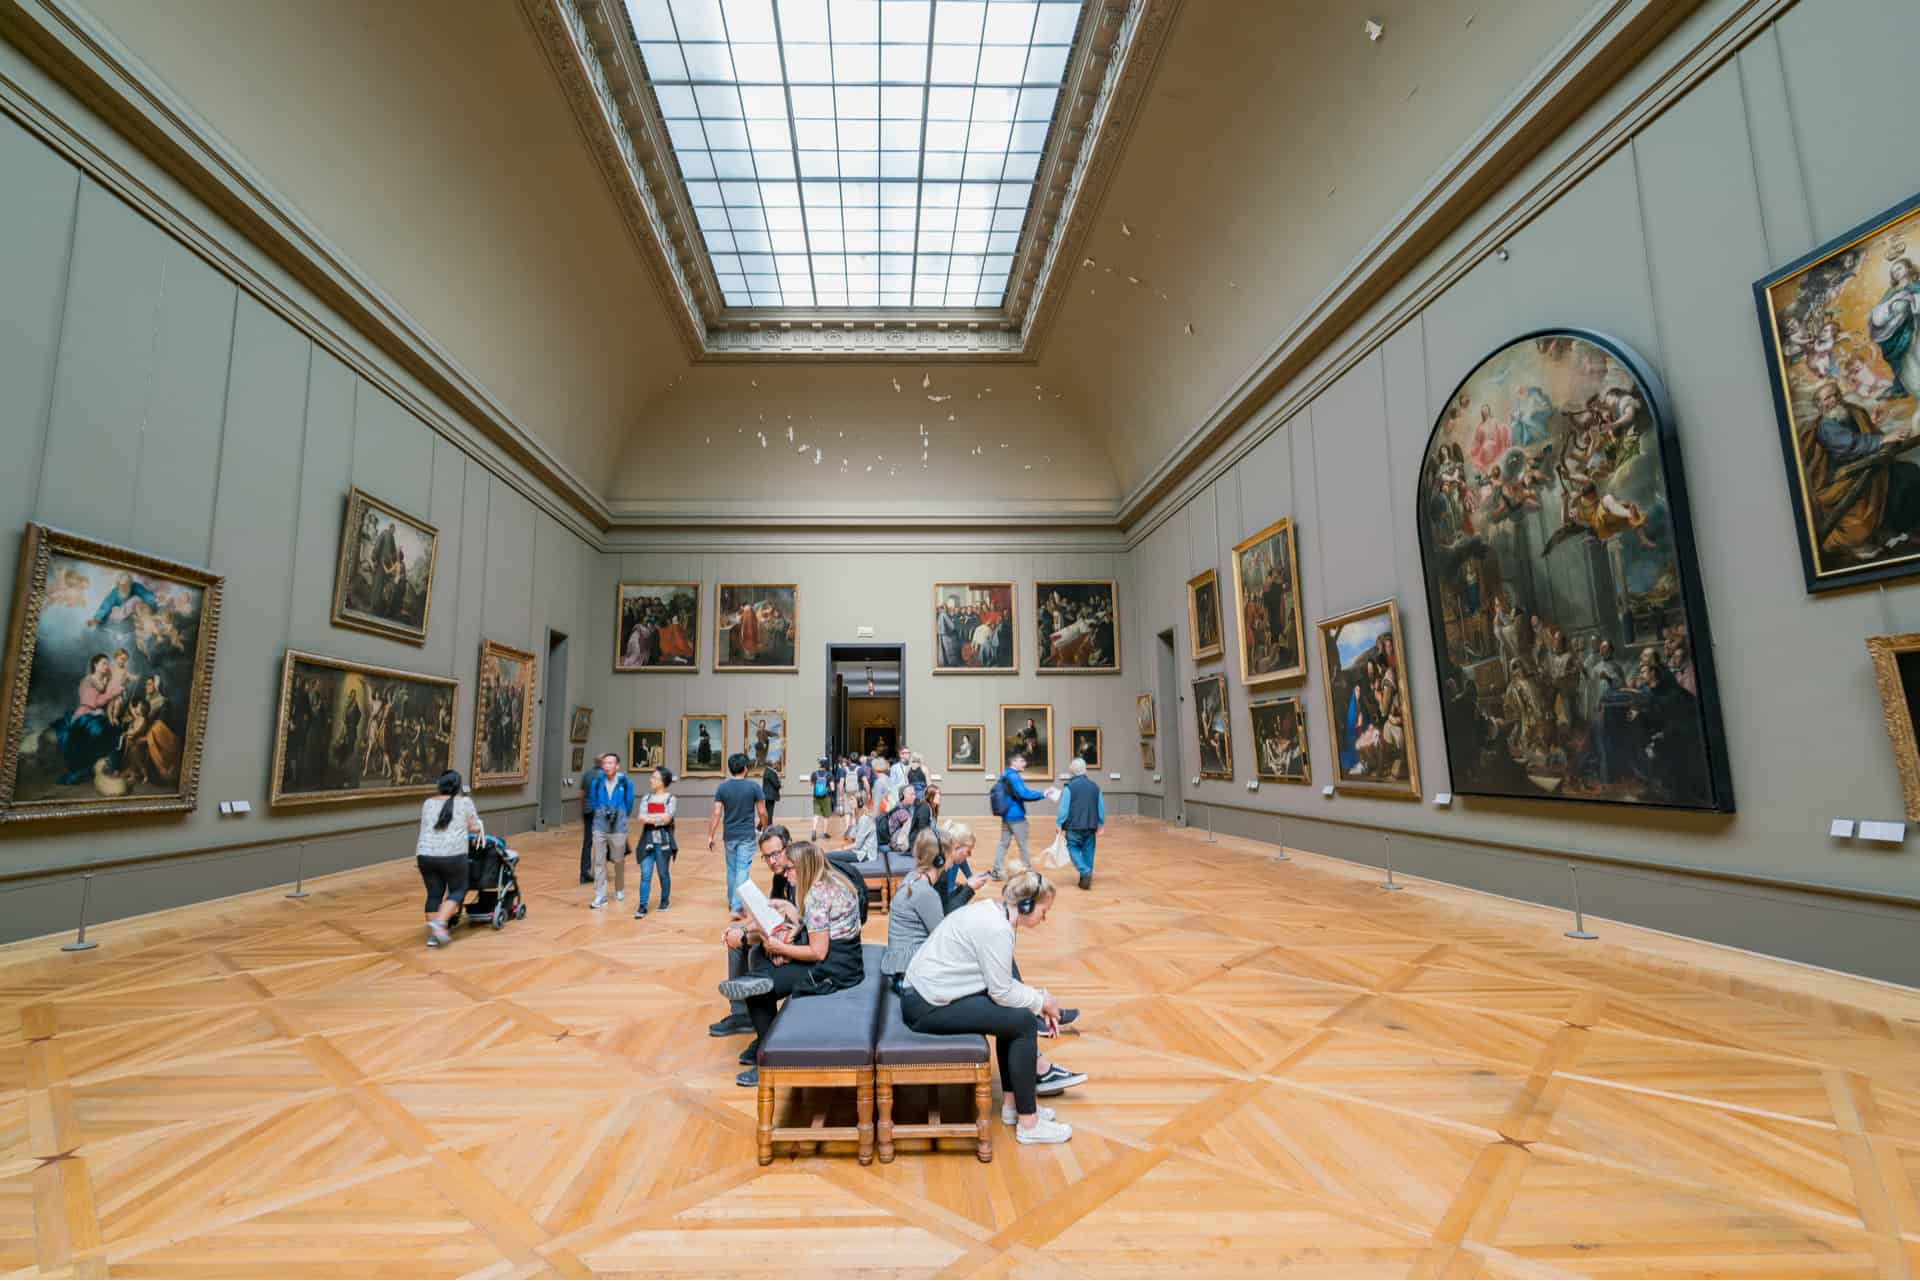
[0,525,222,820]
[1415,330,1731,812]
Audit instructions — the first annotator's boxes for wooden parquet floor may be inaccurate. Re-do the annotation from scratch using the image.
[5,816,1920,1278]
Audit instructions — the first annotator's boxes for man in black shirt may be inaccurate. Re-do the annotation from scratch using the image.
[709,753,766,914]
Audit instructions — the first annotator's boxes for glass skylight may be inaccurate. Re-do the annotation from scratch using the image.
[623,0,1084,309]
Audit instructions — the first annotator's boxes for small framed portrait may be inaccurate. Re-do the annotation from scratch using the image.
[472,639,535,789]
[614,581,700,671]
[999,704,1053,776]
[947,723,986,771]
[1034,580,1119,673]
[744,708,786,776]
[1249,695,1311,784]
[1868,632,1920,821]
[570,746,585,772]
[681,713,727,777]
[933,582,1017,673]
[330,488,438,644]
[1187,568,1224,662]
[1070,725,1103,769]
[568,706,593,743]
[1191,673,1233,780]
[1136,692,1156,736]
[1139,738,1157,771]
[716,583,798,671]
[628,727,667,772]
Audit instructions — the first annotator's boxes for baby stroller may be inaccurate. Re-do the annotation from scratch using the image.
[451,833,527,930]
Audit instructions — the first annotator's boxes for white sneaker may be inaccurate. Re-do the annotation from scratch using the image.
[1014,1116,1073,1145]
[615,890,625,901]
[590,895,608,910]
[1002,1103,1056,1126]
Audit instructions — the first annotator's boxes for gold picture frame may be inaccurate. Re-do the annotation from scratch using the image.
[1139,738,1157,771]
[1187,568,1224,662]
[1315,599,1420,799]
[932,581,1017,673]
[269,650,458,808]
[570,746,585,772]
[628,727,667,772]
[1034,579,1120,673]
[947,723,986,772]
[1191,673,1234,780]
[1867,632,1920,821]
[330,487,438,645]
[715,582,798,672]
[681,713,727,777]
[1136,692,1156,736]
[568,707,593,743]
[744,707,786,776]
[1069,725,1103,770]
[998,703,1054,777]
[472,638,535,789]
[614,581,701,672]
[1249,695,1311,785]
[1231,517,1307,685]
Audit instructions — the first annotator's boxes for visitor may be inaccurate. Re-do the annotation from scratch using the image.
[710,823,791,1040]
[902,782,935,849]
[933,820,992,913]
[634,765,676,918]
[708,752,766,912]
[840,792,879,860]
[1057,757,1107,891]
[907,753,928,791]
[415,770,483,947]
[761,757,783,821]
[586,752,633,909]
[991,752,1048,879]
[809,754,834,841]
[577,771,594,884]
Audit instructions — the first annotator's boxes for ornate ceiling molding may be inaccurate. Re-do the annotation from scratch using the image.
[519,0,1184,362]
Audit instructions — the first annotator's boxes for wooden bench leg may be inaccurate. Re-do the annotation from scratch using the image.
[757,1075,775,1166]
[876,1070,895,1163]
[856,1072,875,1165]
[974,1064,992,1163]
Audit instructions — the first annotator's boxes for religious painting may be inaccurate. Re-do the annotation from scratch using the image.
[716,583,798,671]
[861,725,895,757]
[330,488,437,644]
[1416,329,1731,811]
[570,746,585,772]
[1187,569,1224,662]
[1757,191,1920,592]
[1139,738,1156,771]
[1249,696,1310,785]
[568,707,592,742]
[628,727,666,772]
[999,704,1053,776]
[1232,518,1306,685]
[933,582,1017,673]
[1070,726,1103,770]
[1136,692,1156,736]
[947,723,985,772]
[614,581,699,671]
[744,708,786,776]
[1035,580,1119,673]
[270,651,457,807]
[681,713,726,778]
[0,525,223,822]
[472,639,534,789]
[1316,600,1418,798]
[1191,673,1233,780]
[1867,633,1920,821]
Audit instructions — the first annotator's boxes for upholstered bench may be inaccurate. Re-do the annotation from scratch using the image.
[755,944,885,1165]
[874,981,993,1163]
[849,849,914,911]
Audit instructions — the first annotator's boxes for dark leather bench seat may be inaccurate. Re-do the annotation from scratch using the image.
[876,983,988,1065]
[758,944,884,1069]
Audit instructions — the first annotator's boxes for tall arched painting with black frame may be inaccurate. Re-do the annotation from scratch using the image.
[1413,329,1733,812]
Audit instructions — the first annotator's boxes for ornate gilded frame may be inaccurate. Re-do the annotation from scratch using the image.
[1190,673,1234,781]
[932,582,1018,675]
[1069,725,1104,771]
[628,727,667,772]
[568,706,593,742]
[1186,568,1223,662]
[1136,692,1156,736]
[268,649,458,809]
[329,487,438,645]
[680,713,727,778]
[1867,632,1920,821]
[1034,579,1120,674]
[743,707,787,778]
[1139,738,1157,771]
[715,582,800,673]
[998,703,1054,777]
[1249,695,1311,785]
[1231,517,1307,685]
[946,723,986,772]
[613,580,701,672]
[471,638,536,789]
[1314,599,1420,799]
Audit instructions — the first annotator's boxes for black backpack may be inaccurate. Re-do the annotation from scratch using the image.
[988,771,1011,818]
[827,850,871,924]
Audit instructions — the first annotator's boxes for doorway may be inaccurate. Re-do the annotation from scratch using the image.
[1156,628,1184,826]
[826,643,905,762]
[539,628,569,830]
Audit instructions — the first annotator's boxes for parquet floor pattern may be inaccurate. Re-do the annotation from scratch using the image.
[5,816,1920,1278]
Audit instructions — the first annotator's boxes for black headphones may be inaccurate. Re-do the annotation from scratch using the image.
[1016,873,1046,915]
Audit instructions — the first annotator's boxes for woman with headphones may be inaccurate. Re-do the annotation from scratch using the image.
[900,869,1077,1145]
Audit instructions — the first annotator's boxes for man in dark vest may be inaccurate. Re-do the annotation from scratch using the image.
[1056,756,1106,891]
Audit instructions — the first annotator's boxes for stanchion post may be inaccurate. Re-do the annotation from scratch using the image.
[1205,803,1216,844]
[1379,834,1402,891]
[286,841,309,899]
[1273,816,1290,862]
[1564,863,1597,939]
[61,873,100,952]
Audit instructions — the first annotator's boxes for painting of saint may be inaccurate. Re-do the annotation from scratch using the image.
[330,489,437,644]
[1136,693,1156,737]
[1249,696,1310,784]
[744,708,786,776]
[1071,726,1103,769]
[1316,601,1417,798]
[472,640,534,788]
[1034,581,1119,673]
[681,714,726,778]
[1187,569,1224,662]
[615,582,699,671]
[933,583,1017,673]
[947,723,985,772]
[1231,518,1306,684]
[716,583,798,671]
[628,727,666,772]
[1191,674,1232,780]
[270,651,458,807]
[1415,330,1730,811]
[1,526,223,821]
[1758,193,1920,591]
[999,704,1053,776]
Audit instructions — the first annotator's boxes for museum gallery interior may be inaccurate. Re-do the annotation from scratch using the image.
[5,0,1920,1276]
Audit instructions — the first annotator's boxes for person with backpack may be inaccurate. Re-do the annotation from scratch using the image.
[990,751,1049,880]
[761,758,783,821]
[1057,757,1106,890]
[808,754,834,841]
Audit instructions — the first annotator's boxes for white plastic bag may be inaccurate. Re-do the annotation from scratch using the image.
[1036,830,1073,870]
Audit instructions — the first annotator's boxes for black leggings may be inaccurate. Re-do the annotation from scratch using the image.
[900,987,1039,1116]
[417,855,468,913]
[742,943,864,1044]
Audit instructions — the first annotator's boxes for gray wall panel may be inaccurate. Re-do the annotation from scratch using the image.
[0,114,78,543]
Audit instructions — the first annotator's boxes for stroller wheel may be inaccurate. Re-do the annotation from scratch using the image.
[513,902,528,920]
[490,902,507,930]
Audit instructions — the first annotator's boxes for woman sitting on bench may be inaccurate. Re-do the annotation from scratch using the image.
[901,871,1075,1145]
[930,821,992,913]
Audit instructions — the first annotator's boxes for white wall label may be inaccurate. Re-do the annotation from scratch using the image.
[1191,776,1201,786]
[1321,785,1335,797]
[1246,779,1259,791]
[1829,818,1856,839]
[1108,772,1121,781]
[1859,820,1906,843]
[1432,792,1452,807]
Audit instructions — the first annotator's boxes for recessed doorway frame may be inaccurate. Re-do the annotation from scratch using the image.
[825,641,907,763]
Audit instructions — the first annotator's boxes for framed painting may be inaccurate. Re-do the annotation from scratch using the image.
[999,704,1053,776]
[744,708,786,776]
[628,727,667,772]
[1035,580,1119,673]
[615,581,700,671]
[1187,569,1224,662]
[1315,600,1418,798]
[681,713,727,777]
[1070,725,1103,769]
[1191,673,1233,780]
[1757,190,1920,593]
[570,746,585,772]
[1415,329,1731,812]
[0,524,224,822]
[568,707,592,743]
[1139,738,1157,771]
[330,488,437,644]
[716,583,797,671]
[1249,695,1310,784]
[933,582,1017,673]
[947,723,985,771]
[1231,518,1306,685]
[1136,692,1156,736]
[1868,633,1920,821]
[472,639,535,789]
[861,725,896,757]
[270,650,457,807]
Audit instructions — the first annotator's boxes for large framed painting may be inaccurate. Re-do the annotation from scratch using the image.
[628,727,666,772]
[933,582,1016,673]
[1415,329,1732,811]
[1757,191,1920,592]
[1187,569,1224,662]
[1316,600,1418,798]
[1070,725,1103,769]
[615,581,699,671]
[681,713,726,777]
[999,704,1053,776]
[1035,580,1119,673]
[716,583,797,671]
[0,525,223,822]
[270,650,457,807]
[1191,673,1233,780]
[330,488,437,644]
[1250,696,1310,785]
[472,639,534,788]
[947,723,985,771]
[744,708,786,776]
[568,707,592,743]
[1136,692,1156,736]
[1231,518,1306,685]
[1868,632,1920,821]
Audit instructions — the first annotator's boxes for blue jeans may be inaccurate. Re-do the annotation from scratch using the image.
[638,840,671,909]
[725,837,756,911]
[1065,831,1097,876]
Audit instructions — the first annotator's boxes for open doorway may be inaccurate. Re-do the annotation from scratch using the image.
[826,643,904,762]
[538,628,569,830]
[1156,628,1184,826]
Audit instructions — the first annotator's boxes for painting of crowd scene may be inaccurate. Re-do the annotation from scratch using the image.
[271,651,457,807]
[1416,331,1729,811]
[716,583,797,671]
[933,582,1016,672]
[331,489,437,644]
[1232,518,1305,684]
[1,525,222,820]
[615,582,698,670]
[1250,696,1310,784]
[472,639,534,788]
[1035,580,1119,673]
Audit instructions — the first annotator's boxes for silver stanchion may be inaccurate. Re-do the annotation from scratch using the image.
[1273,816,1290,862]
[286,841,309,899]
[62,873,100,952]
[1205,804,1216,844]
[1564,863,1597,939]
[1379,835,1402,891]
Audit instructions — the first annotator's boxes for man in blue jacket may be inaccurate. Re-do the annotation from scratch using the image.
[1057,757,1106,891]
[992,751,1048,879]
[586,752,635,909]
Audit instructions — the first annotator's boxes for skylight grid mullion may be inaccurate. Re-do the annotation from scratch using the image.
[767,0,817,308]
[908,0,942,308]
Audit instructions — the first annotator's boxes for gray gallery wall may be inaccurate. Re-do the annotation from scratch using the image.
[1121,0,1920,984]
